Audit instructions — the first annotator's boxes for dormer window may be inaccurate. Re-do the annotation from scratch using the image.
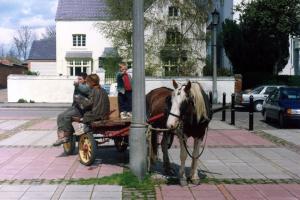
[169,6,179,17]
[73,34,86,47]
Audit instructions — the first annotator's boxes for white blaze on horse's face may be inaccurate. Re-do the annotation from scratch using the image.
[167,80,191,129]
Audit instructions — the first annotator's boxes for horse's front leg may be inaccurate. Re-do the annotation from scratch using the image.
[161,132,174,176]
[178,134,188,186]
[190,137,201,184]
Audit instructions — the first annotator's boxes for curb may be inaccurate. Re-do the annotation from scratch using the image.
[0,103,71,109]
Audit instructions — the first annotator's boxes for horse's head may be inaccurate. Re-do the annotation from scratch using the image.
[167,80,192,129]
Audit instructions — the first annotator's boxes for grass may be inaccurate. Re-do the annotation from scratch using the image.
[68,170,155,190]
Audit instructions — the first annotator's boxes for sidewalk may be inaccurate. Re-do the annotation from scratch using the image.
[1,116,300,199]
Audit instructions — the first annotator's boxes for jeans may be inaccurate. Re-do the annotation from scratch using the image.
[118,91,132,113]
[57,106,82,133]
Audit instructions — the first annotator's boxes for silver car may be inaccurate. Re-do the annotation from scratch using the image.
[236,85,286,112]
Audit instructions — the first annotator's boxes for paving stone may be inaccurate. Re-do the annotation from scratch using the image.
[0,191,24,199]
[263,129,300,146]
[0,185,30,192]
[0,120,28,130]
[59,191,92,199]
[91,191,122,199]
[0,131,51,146]
[209,120,237,130]
[27,120,57,130]
[93,185,122,192]
[27,185,58,192]
[64,185,94,192]
[20,191,55,200]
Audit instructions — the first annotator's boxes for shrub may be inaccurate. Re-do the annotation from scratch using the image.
[18,99,28,103]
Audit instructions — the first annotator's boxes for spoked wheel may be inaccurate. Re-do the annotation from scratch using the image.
[114,136,128,152]
[79,133,97,166]
[63,135,76,155]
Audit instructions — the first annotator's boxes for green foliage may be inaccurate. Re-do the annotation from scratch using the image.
[202,56,232,76]
[101,56,122,74]
[24,70,39,76]
[17,98,28,103]
[100,0,212,76]
[222,0,300,76]
[69,170,155,190]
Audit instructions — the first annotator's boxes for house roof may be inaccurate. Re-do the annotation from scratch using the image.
[55,0,110,21]
[28,38,56,61]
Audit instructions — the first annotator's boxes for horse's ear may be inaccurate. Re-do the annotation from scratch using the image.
[173,80,178,89]
[184,81,191,93]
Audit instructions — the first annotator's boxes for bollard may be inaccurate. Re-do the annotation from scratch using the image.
[231,93,235,125]
[222,93,226,121]
[209,91,213,105]
[249,95,254,130]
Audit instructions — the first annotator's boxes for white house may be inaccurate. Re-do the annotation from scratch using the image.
[55,0,112,76]
[27,37,57,76]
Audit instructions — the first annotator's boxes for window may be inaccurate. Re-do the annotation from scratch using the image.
[68,59,90,76]
[166,29,181,45]
[72,34,86,47]
[169,6,179,17]
[264,87,276,95]
[163,58,179,76]
[252,86,264,94]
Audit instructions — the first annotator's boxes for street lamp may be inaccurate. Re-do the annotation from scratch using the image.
[211,8,219,104]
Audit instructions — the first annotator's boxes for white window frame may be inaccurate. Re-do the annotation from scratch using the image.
[67,59,91,76]
[72,34,86,47]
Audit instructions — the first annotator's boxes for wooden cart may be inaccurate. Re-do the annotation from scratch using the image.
[62,97,164,166]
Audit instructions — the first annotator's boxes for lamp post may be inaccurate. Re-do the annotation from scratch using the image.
[130,0,147,180]
[212,8,219,104]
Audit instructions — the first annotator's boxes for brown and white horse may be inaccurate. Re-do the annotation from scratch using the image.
[146,87,175,175]
[167,80,211,185]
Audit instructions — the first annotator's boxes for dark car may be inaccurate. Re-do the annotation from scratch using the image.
[262,87,300,128]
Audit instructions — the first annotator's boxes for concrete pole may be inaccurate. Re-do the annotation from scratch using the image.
[212,23,218,104]
[130,0,147,180]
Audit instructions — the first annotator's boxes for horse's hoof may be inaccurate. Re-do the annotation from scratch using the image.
[191,179,201,185]
[179,178,188,186]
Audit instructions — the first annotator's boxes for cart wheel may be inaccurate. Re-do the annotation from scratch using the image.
[114,136,128,152]
[79,133,97,166]
[63,135,76,155]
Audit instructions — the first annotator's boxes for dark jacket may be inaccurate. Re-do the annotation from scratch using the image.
[75,87,110,123]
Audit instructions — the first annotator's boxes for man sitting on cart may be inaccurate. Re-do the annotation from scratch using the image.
[53,74,110,146]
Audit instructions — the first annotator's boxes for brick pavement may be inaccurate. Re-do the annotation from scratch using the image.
[1,117,300,199]
[0,184,122,200]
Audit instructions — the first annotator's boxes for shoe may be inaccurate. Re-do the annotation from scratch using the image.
[53,137,69,146]
[53,131,71,146]
[126,112,132,118]
[120,112,127,120]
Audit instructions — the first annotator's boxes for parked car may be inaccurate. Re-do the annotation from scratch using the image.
[235,85,285,112]
[262,87,300,128]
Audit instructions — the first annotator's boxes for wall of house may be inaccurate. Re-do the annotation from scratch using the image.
[0,65,27,88]
[29,61,57,76]
[56,20,112,75]
[8,75,235,103]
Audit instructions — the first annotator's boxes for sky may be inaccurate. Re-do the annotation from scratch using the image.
[0,0,58,49]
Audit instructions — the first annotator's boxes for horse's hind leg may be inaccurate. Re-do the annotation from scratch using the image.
[190,138,201,185]
[178,135,188,186]
[161,132,174,176]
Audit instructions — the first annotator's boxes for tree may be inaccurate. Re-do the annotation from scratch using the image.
[222,0,300,76]
[0,44,5,59]
[42,25,56,39]
[13,26,36,61]
[98,0,212,76]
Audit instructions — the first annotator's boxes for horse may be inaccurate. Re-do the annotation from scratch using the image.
[166,80,211,185]
[146,87,175,175]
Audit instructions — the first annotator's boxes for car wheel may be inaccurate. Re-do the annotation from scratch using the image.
[254,101,263,112]
[279,113,286,129]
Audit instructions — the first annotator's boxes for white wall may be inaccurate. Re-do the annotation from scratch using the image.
[56,21,112,75]
[8,75,235,103]
[29,61,57,76]
[8,75,76,103]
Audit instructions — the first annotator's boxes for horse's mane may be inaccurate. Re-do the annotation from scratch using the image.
[190,82,208,122]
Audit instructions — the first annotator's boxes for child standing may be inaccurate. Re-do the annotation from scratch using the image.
[116,62,132,119]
